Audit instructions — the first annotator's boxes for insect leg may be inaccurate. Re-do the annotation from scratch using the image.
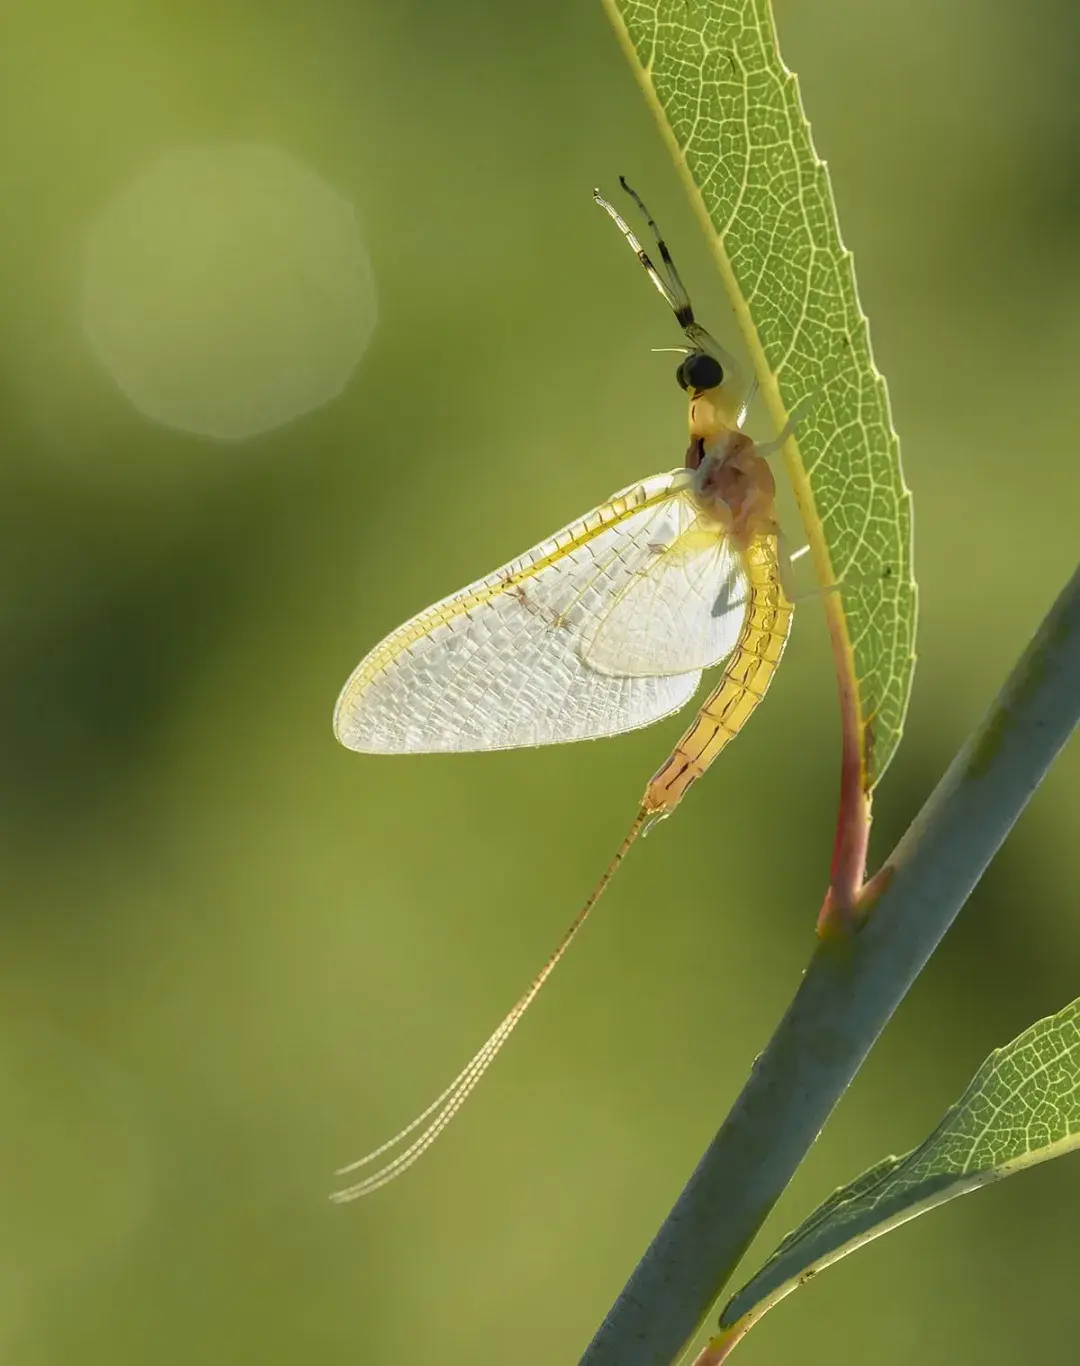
[593,181,744,391]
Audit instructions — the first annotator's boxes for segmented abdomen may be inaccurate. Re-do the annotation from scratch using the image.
[643,534,792,815]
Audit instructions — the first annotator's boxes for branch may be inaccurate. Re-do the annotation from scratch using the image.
[579,562,1080,1366]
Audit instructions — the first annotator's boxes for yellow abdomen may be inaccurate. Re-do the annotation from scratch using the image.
[643,533,792,815]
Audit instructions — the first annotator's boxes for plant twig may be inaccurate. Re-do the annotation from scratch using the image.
[578,562,1080,1366]
[816,596,872,931]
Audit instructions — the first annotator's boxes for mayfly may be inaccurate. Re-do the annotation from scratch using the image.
[331,180,798,1200]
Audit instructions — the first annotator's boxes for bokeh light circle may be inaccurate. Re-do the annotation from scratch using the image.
[82,143,377,439]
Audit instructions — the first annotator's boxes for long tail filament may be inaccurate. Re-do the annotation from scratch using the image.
[330,808,649,1201]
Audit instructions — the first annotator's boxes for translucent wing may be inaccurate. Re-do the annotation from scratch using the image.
[334,472,711,754]
[584,517,749,678]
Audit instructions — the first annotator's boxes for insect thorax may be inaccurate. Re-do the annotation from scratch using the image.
[693,431,777,543]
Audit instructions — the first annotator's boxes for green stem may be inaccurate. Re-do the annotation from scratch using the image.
[579,562,1080,1366]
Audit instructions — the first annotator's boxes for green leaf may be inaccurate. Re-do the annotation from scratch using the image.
[603,0,916,786]
[717,999,1080,1344]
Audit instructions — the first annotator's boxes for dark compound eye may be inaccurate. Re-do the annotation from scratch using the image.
[676,352,724,392]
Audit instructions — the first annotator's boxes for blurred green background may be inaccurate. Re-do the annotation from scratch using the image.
[3,1,1079,1362]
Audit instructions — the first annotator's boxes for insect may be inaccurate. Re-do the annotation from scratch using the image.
[331,180,798,1200]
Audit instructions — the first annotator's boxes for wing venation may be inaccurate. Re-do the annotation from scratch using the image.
[334,472,727,754]
[584,522,749,678]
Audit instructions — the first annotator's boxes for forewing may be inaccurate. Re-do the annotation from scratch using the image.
[584,517,750,677]
[334,472,703,754]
